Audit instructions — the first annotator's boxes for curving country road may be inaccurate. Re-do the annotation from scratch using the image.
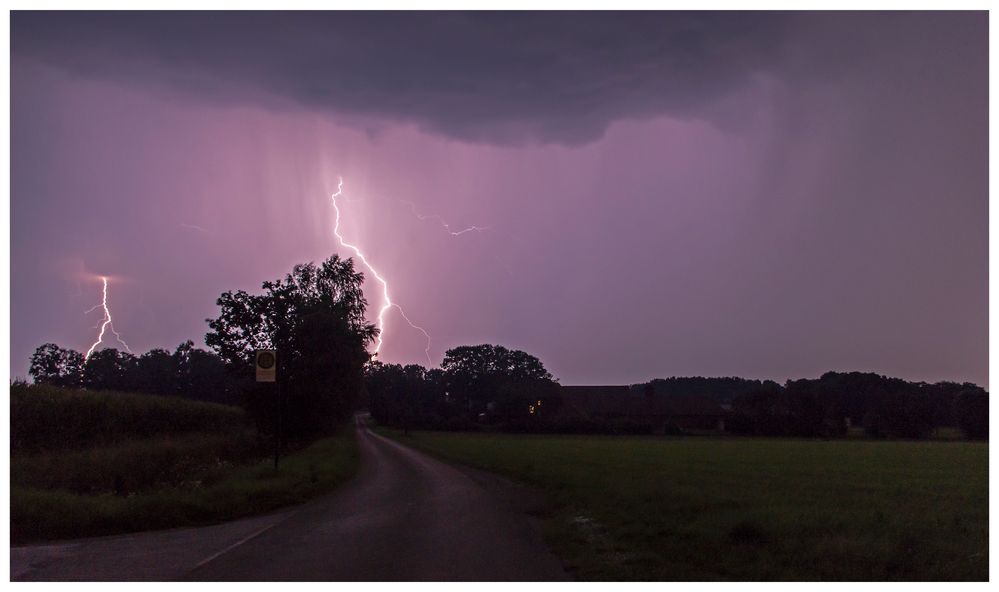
[11,418,568,581]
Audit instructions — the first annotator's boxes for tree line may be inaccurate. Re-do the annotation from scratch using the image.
[30,255,374,442]
[367,368,988,440]
[29,341,237,405]
[365,343,561,432]
[724,372,988,440]
[27,254,989,443]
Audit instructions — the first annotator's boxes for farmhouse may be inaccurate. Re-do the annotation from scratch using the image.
[558,385,729,432]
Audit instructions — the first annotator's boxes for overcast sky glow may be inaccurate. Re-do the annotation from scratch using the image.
[10,11,988,386]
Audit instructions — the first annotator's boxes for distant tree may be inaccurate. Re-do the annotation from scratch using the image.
[205,255,377,438]
[955,388,988,440]
[136,348,177,395]
[366,361,409,427]
[174,340,235,404]
[82,348,139,392]
[783,372,938,439]
[728,379,845,438]
[365,345,557,431]
[441,344,556,417]
[731,382,788,436]
[919,381,960,427]
[365,362,452,430]
[29,343,84,388]
[29,339,241,404]
[849,378,933,439]
[493,376,561,422]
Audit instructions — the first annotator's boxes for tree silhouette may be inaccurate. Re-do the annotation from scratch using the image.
[205,255,377,438]
[82,348,138,392]
[956,388,988,440]
[173,340,234,404]
[441,344,556,417]
[136,348,176,395]
[29,343,84,388]
[30,340,239,404]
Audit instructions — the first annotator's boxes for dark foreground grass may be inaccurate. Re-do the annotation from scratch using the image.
[12,432,266,495]
[12,429,359,544]
[386,431,987,580]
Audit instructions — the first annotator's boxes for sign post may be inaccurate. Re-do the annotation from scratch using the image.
[256,350,280,469]
[255,350,276,382]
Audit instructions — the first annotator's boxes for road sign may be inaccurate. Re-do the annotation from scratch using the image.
[256,350,276,382]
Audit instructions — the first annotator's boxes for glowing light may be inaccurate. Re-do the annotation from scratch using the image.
[84,276,131,359]
[400,200,488,236]
[331,178,433,365]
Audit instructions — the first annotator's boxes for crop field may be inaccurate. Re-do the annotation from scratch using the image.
[10,384,359,543]
[11,383,246,453]
[388,431,988,580]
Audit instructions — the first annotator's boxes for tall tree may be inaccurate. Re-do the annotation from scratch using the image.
[205,255,377,437]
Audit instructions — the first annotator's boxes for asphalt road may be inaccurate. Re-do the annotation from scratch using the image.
[11,418,568,581]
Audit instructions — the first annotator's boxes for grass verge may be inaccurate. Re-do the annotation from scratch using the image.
[381,430,987,581]
[12,429,359,544]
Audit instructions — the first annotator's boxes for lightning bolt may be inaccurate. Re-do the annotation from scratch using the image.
[331,178,433,365]
[84,276,131,359]
[400,200,489,236]
[400,198,513,276]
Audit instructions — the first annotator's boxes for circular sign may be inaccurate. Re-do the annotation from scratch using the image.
[257,351,276,369]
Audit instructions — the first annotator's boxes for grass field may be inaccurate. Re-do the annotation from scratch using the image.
[386,430,988,580]
[12,430,359,543]
[11,383,360,543]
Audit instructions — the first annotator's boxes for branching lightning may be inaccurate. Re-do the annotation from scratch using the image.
[400,200,489,236]
[84,276,131,359]
[400,198,512,276]
[331,178,433,365]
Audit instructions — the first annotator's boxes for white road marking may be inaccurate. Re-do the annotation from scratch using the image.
[190,521,282,570]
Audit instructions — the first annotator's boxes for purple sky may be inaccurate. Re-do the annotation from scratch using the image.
[10,12,988,386]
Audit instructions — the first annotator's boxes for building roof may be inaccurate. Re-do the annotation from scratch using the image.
[559,385,727,419]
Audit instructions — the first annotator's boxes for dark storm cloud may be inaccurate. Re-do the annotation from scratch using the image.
[11,11,789,144]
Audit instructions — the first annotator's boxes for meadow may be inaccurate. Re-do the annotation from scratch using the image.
[11,384,358,543]
[387,431,988,580]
